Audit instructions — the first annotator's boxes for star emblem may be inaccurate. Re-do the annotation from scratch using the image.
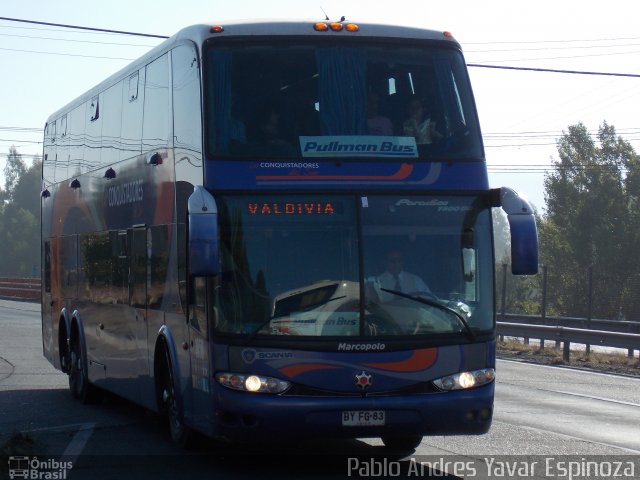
[354,371,372,390]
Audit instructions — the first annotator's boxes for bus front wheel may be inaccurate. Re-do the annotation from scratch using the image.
[159,348,192,447]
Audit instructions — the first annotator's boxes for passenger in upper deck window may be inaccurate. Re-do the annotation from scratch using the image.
[402,97,443,144]
[367,91,393,136]
[251,106,296,156]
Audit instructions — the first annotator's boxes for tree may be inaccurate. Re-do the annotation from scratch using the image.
[541,122,639,319]
[495,207,543,315]
[492,208,510,266]
[3,146,27,202]
[0,147,41,277]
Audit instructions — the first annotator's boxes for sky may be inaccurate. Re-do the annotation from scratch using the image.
[2,0,640,212]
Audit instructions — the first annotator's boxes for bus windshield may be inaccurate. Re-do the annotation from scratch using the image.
[214,195,494,339]
[203,40,483,161]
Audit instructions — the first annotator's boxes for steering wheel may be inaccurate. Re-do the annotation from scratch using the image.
[364,314,402,336]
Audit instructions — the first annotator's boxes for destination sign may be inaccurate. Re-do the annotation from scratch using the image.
[247,201,338,216]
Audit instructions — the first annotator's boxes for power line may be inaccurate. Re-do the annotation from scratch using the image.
[467,63,640,78]
[470,49,640,64]
[465,36,640,45]
[2,16,640,78]
[0,23,137,36]
[0,16,168,39]
[0,139,43,144]
[0,126,43,133]
[0,46,134,61]
[466,42,640,53]
[0,32,157,48]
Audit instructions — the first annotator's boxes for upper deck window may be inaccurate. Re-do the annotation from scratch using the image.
[203,40,482,161]
[128,72,140,102]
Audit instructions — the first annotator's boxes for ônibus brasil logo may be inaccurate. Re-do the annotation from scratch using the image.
[8,456,73,479]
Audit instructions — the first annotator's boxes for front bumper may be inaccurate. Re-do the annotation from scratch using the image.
[210,382,494,442]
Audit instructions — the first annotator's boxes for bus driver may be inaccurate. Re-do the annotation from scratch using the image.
[376,249,432,297]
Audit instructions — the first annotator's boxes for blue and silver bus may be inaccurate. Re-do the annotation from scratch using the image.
[41,20,538,450]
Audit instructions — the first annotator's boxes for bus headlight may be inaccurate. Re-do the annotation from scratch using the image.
[432,368,495,391]
[216,372,291,394]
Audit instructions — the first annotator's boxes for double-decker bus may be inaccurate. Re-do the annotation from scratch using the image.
[41,20,538,450]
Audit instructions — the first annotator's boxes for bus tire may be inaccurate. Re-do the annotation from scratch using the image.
[381,434,423,452]
[158,346,192,448]
[58,320,70,374]
[68,328,98,404]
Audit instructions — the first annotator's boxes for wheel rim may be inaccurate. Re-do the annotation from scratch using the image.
[163,377,184,440]
[69,344,85,397]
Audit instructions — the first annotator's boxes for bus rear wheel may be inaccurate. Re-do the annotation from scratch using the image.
[381,434,423,452]
[68,334,98,403]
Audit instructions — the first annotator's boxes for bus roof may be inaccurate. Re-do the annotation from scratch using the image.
[45,20,460,125]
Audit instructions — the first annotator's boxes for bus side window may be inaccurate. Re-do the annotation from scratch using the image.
[121,69,144,161]
[42,122,56,184]
[44,241,51,293]
[189,277,208,337]
[148,225,168,309]
[101,82,123,167]
[112,230,128,305]
[142,53,170,154]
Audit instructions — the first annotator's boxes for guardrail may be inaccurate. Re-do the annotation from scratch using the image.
[497,321,640,363]
[1,277,638,365]
[0,277,41,301]
[500,313,640,334]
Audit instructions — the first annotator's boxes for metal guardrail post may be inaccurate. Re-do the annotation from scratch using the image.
[540,265,547,351]
[563,340,571,362]
[586,266,593,357]
[499,263,507,342]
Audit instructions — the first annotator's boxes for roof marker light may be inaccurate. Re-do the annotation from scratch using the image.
[210,25,224,33]
[443,31,453,38]
[330,22,343,31]
[345,23,359,32]
[314,22,329,32]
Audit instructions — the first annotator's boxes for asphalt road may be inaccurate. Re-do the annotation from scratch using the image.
[1,299,639,479]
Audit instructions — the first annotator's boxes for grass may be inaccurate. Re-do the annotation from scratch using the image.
[497,338,640,375]
[0,431,39,480]
[1,431,37,457]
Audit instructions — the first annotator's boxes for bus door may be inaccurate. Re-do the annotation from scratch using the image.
[127,225,151,402]
[186,276,213,426]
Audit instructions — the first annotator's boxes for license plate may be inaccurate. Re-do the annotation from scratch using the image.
[341,410,385,426]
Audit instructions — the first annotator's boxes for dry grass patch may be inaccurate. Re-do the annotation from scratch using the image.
[497,338,640,375]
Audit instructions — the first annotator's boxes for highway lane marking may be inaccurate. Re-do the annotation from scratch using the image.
[497,379,640,408]
[494,420,640,455]
[551,389,640,408]
[497,358,640,382]
[0,301,40,313]
[24,423,96,435]
[21,422,95,470]
[0,356,15,381]
[60,422,95,467]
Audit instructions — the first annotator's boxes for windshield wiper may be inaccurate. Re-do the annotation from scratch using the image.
[244,295,348,344]
[380,288,476,340]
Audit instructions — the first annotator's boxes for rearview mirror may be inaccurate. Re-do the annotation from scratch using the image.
[188,186,219,277]
[498,187,539,275]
